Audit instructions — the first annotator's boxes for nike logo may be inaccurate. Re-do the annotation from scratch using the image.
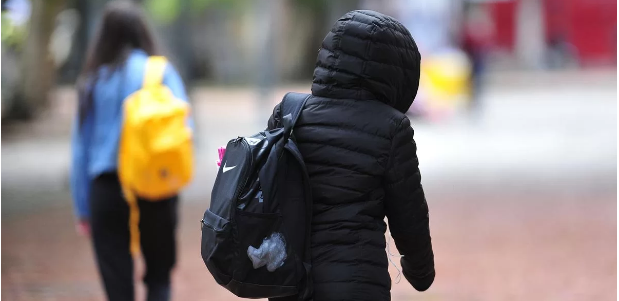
[222,162,237,173]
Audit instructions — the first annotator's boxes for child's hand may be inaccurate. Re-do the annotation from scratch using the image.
[76,219,91,237]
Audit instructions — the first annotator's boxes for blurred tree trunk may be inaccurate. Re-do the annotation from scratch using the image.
[296,3,328,81]
[290,0,360,81]
[169,0,192,82]
[16,0,66,119]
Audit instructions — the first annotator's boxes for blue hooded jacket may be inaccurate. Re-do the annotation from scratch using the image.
[70,49,192,219]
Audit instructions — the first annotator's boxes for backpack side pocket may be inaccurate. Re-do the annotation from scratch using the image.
[201,209,234,285]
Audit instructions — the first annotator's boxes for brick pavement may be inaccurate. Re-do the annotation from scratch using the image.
[2,192,616,300]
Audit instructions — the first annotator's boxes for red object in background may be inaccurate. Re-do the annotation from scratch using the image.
[557,0,617,66]
[488,1,517,51]
[487,0,617,66]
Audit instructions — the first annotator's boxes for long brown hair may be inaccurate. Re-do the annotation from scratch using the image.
[78,0,158,124]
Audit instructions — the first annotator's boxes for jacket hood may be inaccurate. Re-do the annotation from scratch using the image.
[311,10,421,113]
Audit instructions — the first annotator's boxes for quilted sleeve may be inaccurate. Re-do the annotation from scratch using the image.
[384,116,435,291]
[266,103,282,130]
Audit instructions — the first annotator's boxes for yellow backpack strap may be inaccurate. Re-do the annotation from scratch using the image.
[122,186,142,256]
[143,56,167,88]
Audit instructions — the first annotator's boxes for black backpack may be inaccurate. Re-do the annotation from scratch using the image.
[201,92,313,300]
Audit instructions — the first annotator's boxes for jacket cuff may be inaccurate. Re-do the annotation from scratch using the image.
[404,269,434,291]
[401,258,435,291]
[74,206,90,221]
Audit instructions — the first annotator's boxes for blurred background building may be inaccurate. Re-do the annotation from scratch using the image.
[2,0,616,120]
[2,0,617,300]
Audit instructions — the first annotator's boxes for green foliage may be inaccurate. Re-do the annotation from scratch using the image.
[190,0,217,12]
[144,0,180,24]
[1,13,27,49]
[290,0,329,10]
[145,0,251,24]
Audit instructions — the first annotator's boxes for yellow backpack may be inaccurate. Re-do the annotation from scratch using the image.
[118,56,193,255]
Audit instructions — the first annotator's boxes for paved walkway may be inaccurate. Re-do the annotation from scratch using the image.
[2,193,615,300]
[2,76,617,300]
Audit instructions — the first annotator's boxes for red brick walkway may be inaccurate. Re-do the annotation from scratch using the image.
[2,194,616,301]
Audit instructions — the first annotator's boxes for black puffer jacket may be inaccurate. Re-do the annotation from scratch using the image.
[268,10,434,301]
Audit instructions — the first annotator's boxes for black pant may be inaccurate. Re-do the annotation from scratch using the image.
[90,173,178,301]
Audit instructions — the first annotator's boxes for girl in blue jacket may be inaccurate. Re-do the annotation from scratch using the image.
[70,2,190,300]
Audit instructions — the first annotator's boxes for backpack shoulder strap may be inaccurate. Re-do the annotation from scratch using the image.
[143,56,167,88]
[279,92,310,137]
